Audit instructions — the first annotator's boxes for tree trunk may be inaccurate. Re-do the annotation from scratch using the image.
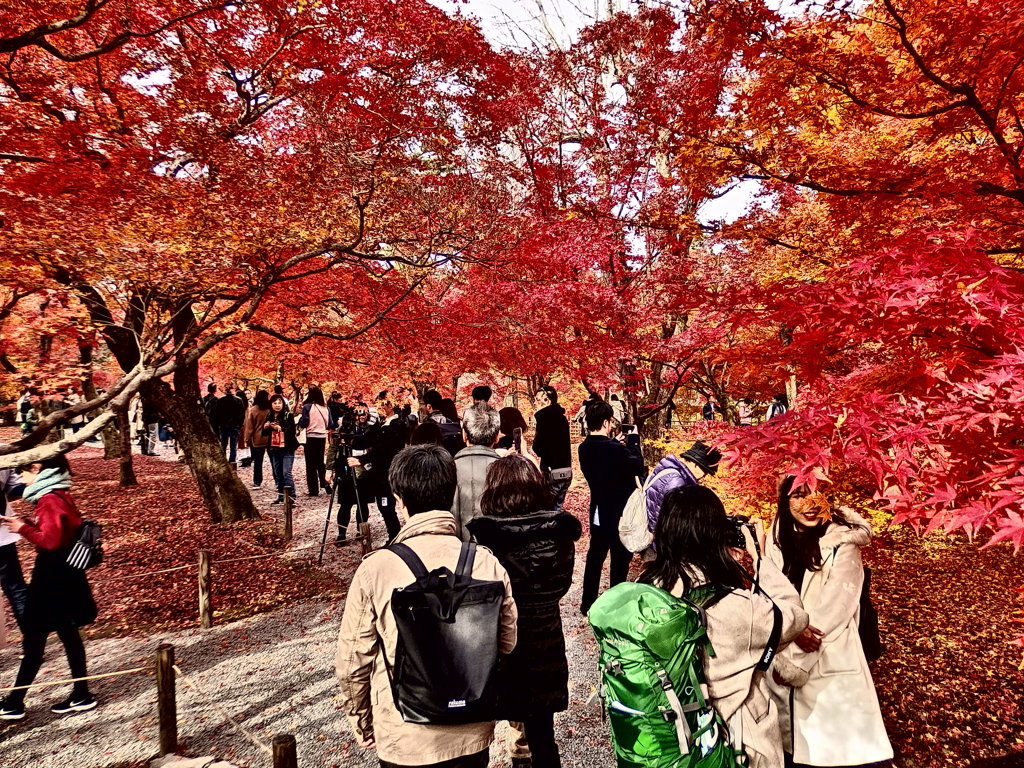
[142,379,257,524]
[117,407,138,487]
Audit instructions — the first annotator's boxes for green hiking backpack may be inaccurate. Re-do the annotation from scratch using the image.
[588,581,748,768]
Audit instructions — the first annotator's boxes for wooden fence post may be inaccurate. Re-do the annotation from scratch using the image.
[283,493,293,543]
[156,643,177,755]
[198,550,212,628]
[359,521,372,555]
[272,733,298,768]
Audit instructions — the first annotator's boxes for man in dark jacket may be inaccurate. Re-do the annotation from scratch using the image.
[577,399,644,616]
[209,384,246,466]
[531,385,572,511]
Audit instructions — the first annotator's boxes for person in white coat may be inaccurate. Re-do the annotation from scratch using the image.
[767,476,893,768]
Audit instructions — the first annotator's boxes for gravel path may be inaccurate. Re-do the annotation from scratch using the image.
[0,441,617,768]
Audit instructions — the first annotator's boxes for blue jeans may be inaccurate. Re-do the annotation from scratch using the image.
[218,426,239,464]
[268,449,295,495]
[0,542,28,632]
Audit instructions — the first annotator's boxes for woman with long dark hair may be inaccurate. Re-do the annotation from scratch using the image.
[0,455,98,720]
[297,386,332,496]
[467,456,581,768]
[766,477,892,768]
[242,389,272,488]
[638,485,807,768]
[263,394,299,504]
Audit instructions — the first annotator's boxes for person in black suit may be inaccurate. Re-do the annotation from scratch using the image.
[577,398,644,616]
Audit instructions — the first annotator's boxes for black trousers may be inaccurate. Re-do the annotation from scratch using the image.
[304,436,328,494]
[375,493,402,541]
[380,748,489,768]
[336,470,371,535]
[523,714,561,768]
[581,523,632,614]
[9,623,89,706]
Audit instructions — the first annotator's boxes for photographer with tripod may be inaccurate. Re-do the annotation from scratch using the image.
[326,403,379,546]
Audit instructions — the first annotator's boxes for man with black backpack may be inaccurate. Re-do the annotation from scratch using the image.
[336,444,518,768]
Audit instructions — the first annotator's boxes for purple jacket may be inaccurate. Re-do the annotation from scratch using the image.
[644,455,699,531]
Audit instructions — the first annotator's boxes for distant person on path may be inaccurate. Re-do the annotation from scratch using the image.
[263,394,298,505]
[469,456,581,768]
[471,385,492,405]
[495,407,528,454]
[242,390,272,488]
[635,485,807,768]
[738,398,753,426]
[577,399,643,615]
[201,382,217,417]
[423,389,465,456]
[328,403,378,545]
[766,393,789,420]
[210,384,246,466]
[297,386,333,496]
[357,400,411,542]
[0,455,98,721]
[336,445,517,768]
[766,477,893,768]
[451,403,501,542]
[702,393,717,421]
[0,459,28,631]
[531,386,572,511]
[141,399,160,456]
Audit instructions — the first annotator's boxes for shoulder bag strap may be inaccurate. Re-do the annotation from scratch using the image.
[455,541,477,579]
[387,542,430,580]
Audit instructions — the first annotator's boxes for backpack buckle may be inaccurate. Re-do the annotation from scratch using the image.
[605,661,624,677]
[656,669,672,690]
[659,706,677,722]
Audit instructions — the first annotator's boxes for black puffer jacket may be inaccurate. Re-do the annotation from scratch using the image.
[468,510,581,719]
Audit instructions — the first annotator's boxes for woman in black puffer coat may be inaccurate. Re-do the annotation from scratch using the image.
[468,455,581,768]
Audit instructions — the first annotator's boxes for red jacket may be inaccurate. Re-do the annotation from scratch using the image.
[19,490,81,551]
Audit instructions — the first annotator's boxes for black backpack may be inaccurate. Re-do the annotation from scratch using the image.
[385,541,505,725]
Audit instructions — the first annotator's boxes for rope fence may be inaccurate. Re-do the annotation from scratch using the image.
[173,663,274,757]
[0,666,150,694]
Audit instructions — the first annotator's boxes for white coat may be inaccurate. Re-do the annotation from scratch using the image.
[766,509,893,767]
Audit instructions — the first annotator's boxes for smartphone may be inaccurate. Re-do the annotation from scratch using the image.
[512,427,523,453]
[620,424,636,434]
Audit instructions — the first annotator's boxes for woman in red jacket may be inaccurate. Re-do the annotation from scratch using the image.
[0,454,97,721]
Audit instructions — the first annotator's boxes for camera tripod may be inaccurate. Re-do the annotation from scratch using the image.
[318,455,372,563]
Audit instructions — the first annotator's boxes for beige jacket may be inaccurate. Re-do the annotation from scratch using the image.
[336,510,518,765]
[766,509,893,766]
[671,556,807,768]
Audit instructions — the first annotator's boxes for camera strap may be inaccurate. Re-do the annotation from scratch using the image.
[756,602,783,671]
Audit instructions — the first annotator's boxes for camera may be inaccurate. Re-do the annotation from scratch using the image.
[726,514,759,555]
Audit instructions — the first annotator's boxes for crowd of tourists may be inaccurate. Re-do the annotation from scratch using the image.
[331,389,894,768]
[0,382,893,768]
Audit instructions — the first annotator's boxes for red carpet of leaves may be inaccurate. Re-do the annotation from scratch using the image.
[9,449,343,637]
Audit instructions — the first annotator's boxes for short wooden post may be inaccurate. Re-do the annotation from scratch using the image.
[156,643,177,755]
[359,521,372,555]
[198,550,212,628]
[272,733,298,768]
[283,493,293,543]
